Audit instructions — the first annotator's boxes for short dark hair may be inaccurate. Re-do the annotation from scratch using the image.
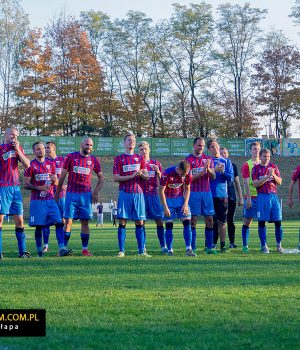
[207,138,218,149]
[178,160,190,173]
[250,141,260,150]
[46,141,56,147]
[32,141,44,150]
[259,148,270,157]
[193,137,205,145]
[124,133,135,141]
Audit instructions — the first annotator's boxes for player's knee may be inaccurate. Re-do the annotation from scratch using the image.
[182,219,191,227]
[274,221,281,228]
[258,221,266,228]
[166,222,173,230]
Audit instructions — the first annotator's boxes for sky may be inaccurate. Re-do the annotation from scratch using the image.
[21,0,300,45]
[21,0,300,137]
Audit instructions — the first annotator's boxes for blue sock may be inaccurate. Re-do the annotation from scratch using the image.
[42,226,50,246]
[35,227,43,252]
[81,233,89,249]
[165,223,173,251]
[205,227,214,249]
[191,226,196,250]
[64,231,71,246]
[0,227,2,254]
[118,225,126,252]
[183,221,192,249]
[242,225,250,246]
[275,226,283,244]
[15,227,26,254]
[258,225,267,247]
[143,225,147,250]
[156,226,165,248]
[135,225,144,254]
[55,224,65,249]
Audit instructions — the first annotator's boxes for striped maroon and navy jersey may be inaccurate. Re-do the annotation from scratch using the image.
[291,165,300,200]
[0,143,25,187]
[113,154,146,193]
[63,152,101,193]
[24,159,56,200]
[142,159,162,195]
[252,162,280,194]
[46,156,66,198]
[185,153,213,192]
[160,166,192,198]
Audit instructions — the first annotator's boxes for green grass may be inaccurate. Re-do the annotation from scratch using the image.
[0,221,299,350]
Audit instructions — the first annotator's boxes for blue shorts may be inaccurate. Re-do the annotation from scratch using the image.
[29,199,62,226]
[257,193,282,222]
[243,197,257,218]
[0,186,23,215]
[64,192,93,220]
[117,191,146,221]
[163,197,191,221]
[144,194,164,220]
[57,197,65,218]
[189,191,215,216]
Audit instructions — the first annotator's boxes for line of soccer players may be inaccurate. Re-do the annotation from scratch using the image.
[0,128,299,258]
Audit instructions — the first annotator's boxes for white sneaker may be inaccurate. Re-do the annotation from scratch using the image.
[276,246,285,253]
[260,245,270,254]
[138,252,152,257]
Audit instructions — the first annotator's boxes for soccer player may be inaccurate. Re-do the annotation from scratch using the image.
[41,141,67,252]
[55,138,104,256]
[208,139,234,252]
[288,164,300,208]
[138,141,166,253]
[252,148,284,253]
[185,137,218,254]
[0,127,30,259]
[24,141,71,257]
[220,147,243,248]
[96,202,104,227]
[113,133,149,257]
[241,141,260,253]
[111,200,117,227]
[159,160,195,256]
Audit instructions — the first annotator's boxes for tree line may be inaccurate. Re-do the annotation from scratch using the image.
[1,0,300,139]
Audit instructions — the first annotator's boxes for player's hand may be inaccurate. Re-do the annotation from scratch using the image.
[131,171,138,178]
[238,198,243,206]
[39,184,50,191]
[246,198,252,209]
[181,205,189,216]
[92,191,98,204]
[267,168,274,177]
[287,198,294,208]
[215,162,224,173]
[164,207,171,217]
[204,159,210,169]
[50,174,57,182]
[11,139,20,151]
[62,185,67,191]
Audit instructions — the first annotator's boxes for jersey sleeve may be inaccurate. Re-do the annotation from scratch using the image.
[63,154,71,171]
[291,166,300,182]
[24,164,32,178]
[251,166,259,181]
[241,162,250,178]
[113,156,121,175]
[233,163,238,177]
[140,156,146,170]
[185,173,192,185]
[160,171,168,186]
[93,156,102,174]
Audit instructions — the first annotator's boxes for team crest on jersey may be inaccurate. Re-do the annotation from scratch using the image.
[46,165,51,170]
[56,161,60,165]
[87,161,92,165]
[134,158,139,162]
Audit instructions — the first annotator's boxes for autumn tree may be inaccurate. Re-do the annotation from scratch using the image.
[252,31,300,138]
[214,2,267,137]
[0,0,28,131]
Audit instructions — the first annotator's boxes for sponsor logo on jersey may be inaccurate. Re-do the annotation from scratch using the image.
[123,164,140,172]
[73,166,91,175]
[2,150,16,161]
[168,183,183,189]
[192,167,204,174]
[148,170,156,178]
[55,168,62,175]
[35,173,50,181]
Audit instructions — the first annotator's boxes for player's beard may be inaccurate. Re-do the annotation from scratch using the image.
[82,148,91,155]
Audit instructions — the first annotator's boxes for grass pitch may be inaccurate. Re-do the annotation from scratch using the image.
[0,221,299,350]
